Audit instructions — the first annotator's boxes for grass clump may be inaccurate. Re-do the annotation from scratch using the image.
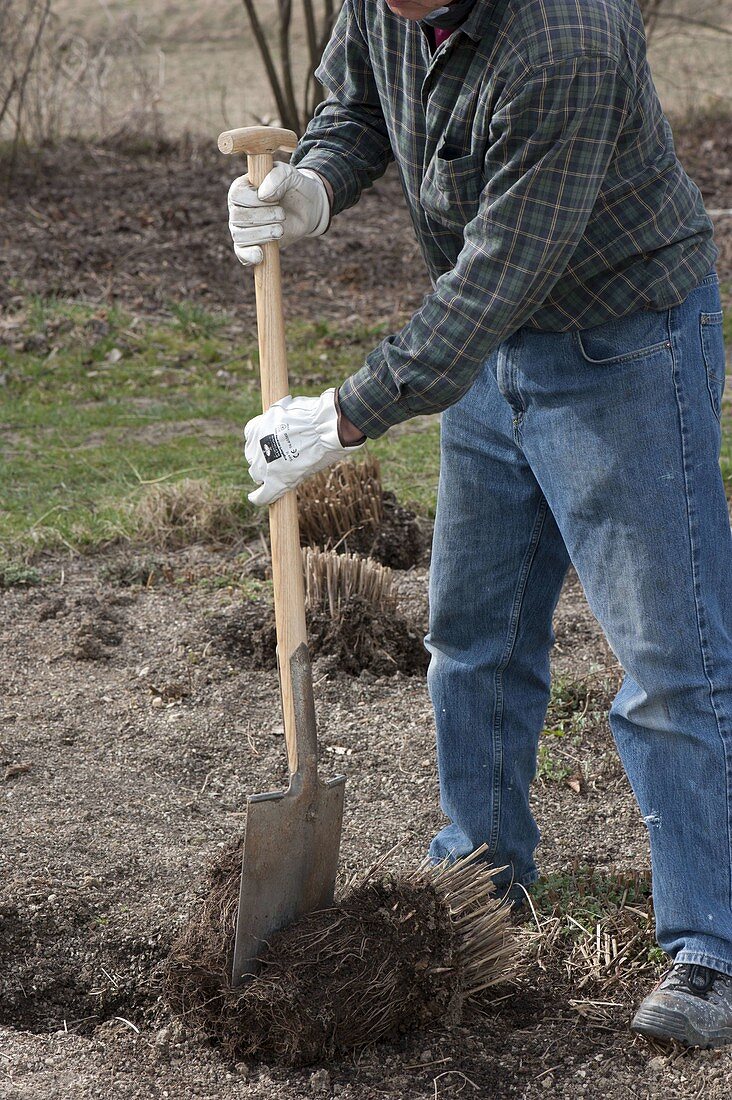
[297,456,383,551]
[208,547,427,678]
[297,456,425,570]
[302,547,396,620]
[99,556,171,587]
[0,562,41,589]
[164,842,515,1066]
[130,478,252,549]
[528,866,660,1026]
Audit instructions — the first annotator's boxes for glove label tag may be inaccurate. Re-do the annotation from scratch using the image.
[260,423,300,464]
[259,433,283,463]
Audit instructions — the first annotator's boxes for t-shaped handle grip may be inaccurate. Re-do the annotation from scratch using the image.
[217,125,298,157]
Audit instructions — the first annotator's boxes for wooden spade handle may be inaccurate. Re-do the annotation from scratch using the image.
[219,125,305,776]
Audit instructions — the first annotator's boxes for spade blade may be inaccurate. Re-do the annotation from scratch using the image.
[231,772,345,985]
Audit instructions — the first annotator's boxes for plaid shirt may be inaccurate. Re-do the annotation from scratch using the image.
[292,0,717,437]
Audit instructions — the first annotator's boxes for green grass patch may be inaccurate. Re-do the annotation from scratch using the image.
[536,674,596,785]
[0,299,426,556]
[532,865,652,925]
[2,294,731,560]
[370,421,441,517]
[0,561,41,588]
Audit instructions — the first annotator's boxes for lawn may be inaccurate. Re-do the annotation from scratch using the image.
[1,296,730,561]
[0,298,440,558]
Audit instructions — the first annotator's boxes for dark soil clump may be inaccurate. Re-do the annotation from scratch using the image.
[207,600,278,670]
[307,595,429,677]
[164,842,460,1066]
[208,596,428,677]
[72,614,124,660]
[60,594,136,660]
[343,493,426,571]
[99,556,172,587]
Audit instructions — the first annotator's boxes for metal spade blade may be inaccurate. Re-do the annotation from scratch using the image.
[231,643,345,985]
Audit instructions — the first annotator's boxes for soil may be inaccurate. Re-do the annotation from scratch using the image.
[0,141,426,329]
[207,594,428,678]
[338,493,427,573]
[1,544,732,1099]
[1,117,731,330]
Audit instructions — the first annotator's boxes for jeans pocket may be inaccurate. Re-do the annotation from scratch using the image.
[700,310,726,421]
[574,308,672,366]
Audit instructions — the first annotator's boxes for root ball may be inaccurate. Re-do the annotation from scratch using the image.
[165,843,515,1066]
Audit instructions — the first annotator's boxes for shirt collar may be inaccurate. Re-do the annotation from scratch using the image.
[423,0,477,31]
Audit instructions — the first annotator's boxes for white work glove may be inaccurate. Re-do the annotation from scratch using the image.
[228,163,330,267]
[244,388,365,506]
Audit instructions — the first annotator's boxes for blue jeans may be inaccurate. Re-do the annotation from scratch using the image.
[426,272,732,976]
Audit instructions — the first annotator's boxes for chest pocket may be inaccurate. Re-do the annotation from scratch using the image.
[420,142,483,229]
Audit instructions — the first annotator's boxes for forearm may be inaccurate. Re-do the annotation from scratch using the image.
[291,102,393,216]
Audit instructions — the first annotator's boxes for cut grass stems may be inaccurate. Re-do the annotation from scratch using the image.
[526,865,662,1027]
[0,299,438,557]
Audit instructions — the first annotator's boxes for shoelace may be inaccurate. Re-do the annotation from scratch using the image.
[664,964,729,999]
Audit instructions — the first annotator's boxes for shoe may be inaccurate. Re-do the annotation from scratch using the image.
[631,963,732,1048]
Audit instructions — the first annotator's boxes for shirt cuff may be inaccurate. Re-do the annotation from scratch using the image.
[337,365,413,439]
[290,148,360,217]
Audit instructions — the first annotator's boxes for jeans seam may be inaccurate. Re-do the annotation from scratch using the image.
[668,312,732,912]
[488,496,549,856]
[673,951,732,978]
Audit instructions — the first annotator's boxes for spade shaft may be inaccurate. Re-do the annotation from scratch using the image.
[218,125,345,986]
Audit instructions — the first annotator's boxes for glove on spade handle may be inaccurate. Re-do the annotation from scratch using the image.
[218,125,307,776]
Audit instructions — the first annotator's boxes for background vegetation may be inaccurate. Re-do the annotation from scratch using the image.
[1,0,731,561]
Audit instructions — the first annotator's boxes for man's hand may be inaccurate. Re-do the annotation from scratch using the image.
[244,388,365,506]
[228,164,331,267]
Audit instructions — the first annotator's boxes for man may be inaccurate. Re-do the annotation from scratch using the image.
[227,0,732,1049]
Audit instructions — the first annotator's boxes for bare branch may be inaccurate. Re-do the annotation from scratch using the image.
[239,0,291,127]
[277,0,300,131]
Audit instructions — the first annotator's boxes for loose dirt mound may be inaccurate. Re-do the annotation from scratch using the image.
[207,596,429,678]
[164,842,459,1066]
[0,885,168,1034]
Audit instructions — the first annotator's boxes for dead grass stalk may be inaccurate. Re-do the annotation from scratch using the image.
[297,456,383,550]
[302,546,396,621]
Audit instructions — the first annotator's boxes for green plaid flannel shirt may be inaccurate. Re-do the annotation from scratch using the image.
[292,0,717,437]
